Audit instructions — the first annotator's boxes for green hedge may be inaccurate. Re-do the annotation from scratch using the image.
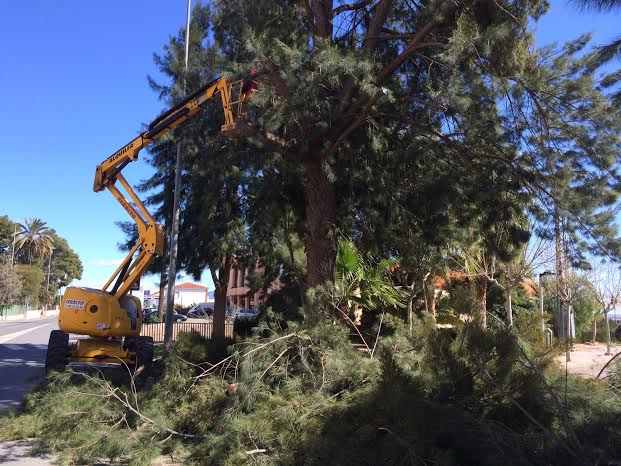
[0,305,23,318]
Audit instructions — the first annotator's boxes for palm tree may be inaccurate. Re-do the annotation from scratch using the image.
[15,218,54,264]
[335,239,405,325]
[573,0,621,12]
[572,0,621,65]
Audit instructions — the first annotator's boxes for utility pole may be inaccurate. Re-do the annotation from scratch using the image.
[44,250,53,317]
[562,216,573,362]
[164,0,192,347]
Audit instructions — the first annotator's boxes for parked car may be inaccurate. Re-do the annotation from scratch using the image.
[187,302,214,319]
[143,307,187,323]
[233,308,261,321]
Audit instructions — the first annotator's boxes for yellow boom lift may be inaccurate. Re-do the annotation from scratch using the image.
[45,77,249,373]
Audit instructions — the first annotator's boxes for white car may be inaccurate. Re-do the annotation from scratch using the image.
[233,309,260,321]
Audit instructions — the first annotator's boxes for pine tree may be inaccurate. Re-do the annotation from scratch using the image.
[207,0,553,293]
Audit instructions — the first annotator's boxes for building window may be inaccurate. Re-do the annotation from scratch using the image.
[232,268,238,289]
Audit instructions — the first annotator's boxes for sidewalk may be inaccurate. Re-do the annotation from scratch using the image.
[555,342,621,378]
[0,440,52,466]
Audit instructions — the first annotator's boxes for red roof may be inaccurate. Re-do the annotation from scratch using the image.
[150,283,208,298]
[176,282,209,290]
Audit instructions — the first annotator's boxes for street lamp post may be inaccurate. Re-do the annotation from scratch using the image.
[539,271,555,345]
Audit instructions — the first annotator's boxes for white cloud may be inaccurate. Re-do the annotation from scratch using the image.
[91,258,124,267]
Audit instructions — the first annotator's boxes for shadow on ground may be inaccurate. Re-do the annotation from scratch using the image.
[0,344,47,412]
[0,439,51,465]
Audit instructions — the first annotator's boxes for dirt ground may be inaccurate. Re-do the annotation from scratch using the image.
[555,342,621,378]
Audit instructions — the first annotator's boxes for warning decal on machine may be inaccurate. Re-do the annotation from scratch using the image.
[65,299,86,309]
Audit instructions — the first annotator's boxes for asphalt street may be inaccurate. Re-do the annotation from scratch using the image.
[0,317,58,412]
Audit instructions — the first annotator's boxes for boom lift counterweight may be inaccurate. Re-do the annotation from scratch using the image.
[45,77,250,373]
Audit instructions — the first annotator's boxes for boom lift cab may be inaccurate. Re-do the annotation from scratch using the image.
[45,77,251,373]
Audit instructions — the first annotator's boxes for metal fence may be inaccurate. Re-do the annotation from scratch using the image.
[140,321,234,342]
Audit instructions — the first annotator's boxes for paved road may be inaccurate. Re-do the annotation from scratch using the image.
[0,318,58,465]
[0,317,58,412]
[0,440,52,465]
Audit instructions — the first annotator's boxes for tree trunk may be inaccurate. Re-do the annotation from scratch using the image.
[475,277,488,329]
[211,255,232,357]
[304,155,337,290]
[212,285,227,353]
[591,317,597,344]
[157,241,168,321]
[506,286,513,327]
[605,311,612,355]
[423,279,436,319]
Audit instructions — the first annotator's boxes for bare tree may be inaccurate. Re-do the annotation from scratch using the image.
[455,245,499,329]
[591,264,621,355]
[455,228,553,328]
[502,236,553,327]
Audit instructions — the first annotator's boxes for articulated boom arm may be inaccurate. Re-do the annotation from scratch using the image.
[96,77,246,300]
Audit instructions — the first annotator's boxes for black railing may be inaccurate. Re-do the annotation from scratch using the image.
[140,321,234,342]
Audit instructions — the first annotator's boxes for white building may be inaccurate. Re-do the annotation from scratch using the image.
[150,282,210,308]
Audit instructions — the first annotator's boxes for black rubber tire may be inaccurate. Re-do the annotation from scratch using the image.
[134,336,154,373]
[45,330,69,373]
[123,336,136,352]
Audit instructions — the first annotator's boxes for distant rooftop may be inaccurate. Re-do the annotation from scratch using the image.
[151,282,209,298]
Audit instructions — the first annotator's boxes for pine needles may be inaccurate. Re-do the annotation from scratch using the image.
[2,314,621,465]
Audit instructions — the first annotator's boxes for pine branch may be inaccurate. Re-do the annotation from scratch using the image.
[379,3,456,81]
[329,3,457,154]
[332,0,373,17]
[311,0,333,38]
[362,0,394,51]
[303,0,319,35]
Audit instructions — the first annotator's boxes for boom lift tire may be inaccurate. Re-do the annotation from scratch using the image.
[133,336,154,373]
[45,330,69,373]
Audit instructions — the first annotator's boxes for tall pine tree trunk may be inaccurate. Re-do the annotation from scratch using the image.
[304,155,337,290]
[212,285,227,354]
[210,254,232,358]
[591,317,597,344]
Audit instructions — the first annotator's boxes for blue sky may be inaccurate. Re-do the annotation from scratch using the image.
[0,1,619,294]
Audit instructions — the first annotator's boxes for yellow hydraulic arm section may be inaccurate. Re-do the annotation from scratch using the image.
[94,76,244,300]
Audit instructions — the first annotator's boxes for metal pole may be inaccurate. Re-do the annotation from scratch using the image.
[164,0,191,348]
[10,224,17,267]
[44,251,53,317]
[567,285,574,350]
[184,1,191,69]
